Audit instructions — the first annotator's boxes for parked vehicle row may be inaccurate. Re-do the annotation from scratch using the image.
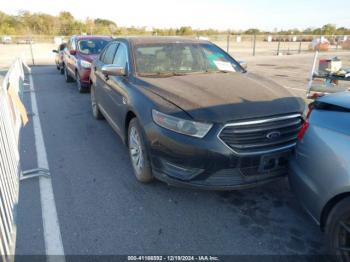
[53,35,112,92]
[53,35,350,260]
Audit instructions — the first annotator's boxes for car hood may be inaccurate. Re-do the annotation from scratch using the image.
[139,72,304,123]
[77,53,98,63]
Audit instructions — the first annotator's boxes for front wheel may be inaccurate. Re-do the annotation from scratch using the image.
[128,118,154,183]
[64,66,73,83]
[76,73,85,93]
[326,197,350,261]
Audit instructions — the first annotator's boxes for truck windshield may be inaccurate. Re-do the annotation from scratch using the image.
[78,39,109,55]
[135,43,243,76]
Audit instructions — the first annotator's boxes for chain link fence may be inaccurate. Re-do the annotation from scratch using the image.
[1,34,349,66]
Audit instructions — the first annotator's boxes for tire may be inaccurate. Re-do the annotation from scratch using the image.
[64,66,73,82]
[325,196,350,261]
[128,118,154,183]
[90,84,104,120]
[76,72,85,93]
[60,66,64,75]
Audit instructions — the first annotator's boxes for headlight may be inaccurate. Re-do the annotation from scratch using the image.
[152,109,212,138]
[80,60,91,69]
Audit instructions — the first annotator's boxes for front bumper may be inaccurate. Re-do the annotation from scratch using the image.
[78,68,91,88]
[146,122,290,190]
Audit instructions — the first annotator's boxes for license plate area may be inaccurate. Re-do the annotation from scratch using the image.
[258,151,290,173]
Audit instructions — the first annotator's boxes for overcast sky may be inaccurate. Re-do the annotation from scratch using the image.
[1,0,350,30]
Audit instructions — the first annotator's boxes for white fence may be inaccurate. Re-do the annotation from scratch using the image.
[0,58,26,261]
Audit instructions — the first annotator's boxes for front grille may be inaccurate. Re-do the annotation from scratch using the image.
[219,114,302,154]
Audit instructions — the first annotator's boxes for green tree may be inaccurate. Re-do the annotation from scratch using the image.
[244,28,260,35]
[176,26,193,35]
[58,11,75,35]
[321,24,336,35]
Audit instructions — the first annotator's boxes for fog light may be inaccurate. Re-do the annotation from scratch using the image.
[161,160,203,181]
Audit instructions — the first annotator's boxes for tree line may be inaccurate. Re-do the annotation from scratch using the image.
[1,10,349,36]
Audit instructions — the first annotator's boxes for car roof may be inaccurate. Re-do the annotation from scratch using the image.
[317,91,350,110]
[117,36,210,45]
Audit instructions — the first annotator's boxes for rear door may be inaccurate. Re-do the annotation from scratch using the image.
[66,37,77,76]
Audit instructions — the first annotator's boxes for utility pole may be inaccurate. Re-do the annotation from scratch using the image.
[252,33,256,56]
[227,31,230,53]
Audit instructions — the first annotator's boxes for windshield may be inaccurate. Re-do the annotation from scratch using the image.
[134,43,243,76]
[78,39,109,55]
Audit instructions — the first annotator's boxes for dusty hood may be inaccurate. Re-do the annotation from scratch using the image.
[140,72,304,123]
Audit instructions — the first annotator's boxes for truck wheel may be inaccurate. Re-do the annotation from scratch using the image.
[326,196,350,260]
[128,118,154,183]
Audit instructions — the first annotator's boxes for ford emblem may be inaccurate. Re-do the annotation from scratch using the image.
[266,131,281,140]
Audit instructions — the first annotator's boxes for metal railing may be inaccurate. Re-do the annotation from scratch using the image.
[0,58,26,261]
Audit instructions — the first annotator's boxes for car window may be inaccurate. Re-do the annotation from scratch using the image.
[78,39,110,55]
[101,43,118,64]
[112,43,128,69]
[134,43,243,75]
[99,43,110,61]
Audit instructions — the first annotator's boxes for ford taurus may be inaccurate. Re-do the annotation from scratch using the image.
[89,37,304,190]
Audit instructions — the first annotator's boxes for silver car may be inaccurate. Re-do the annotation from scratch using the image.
[289,91,350,259]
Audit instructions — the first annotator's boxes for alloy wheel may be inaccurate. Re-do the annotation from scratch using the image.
[337,219,350,260]
[129,126,144,175]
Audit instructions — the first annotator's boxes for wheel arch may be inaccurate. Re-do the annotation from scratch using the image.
[124,110,137,145]
[321,192,350,230]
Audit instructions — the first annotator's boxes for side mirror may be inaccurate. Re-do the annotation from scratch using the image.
[69,50,77,56]
[52,49,58,53]
[101,65,126,77]
[238,61,247,70]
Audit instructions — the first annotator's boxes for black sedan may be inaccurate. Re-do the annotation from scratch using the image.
[90,37,304,190]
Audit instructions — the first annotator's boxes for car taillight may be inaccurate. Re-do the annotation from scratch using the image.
[297,104,313,141]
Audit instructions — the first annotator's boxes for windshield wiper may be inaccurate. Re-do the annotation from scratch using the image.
[138,72,187,78]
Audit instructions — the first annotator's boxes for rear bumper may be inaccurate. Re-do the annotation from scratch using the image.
[289,156,322,224]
